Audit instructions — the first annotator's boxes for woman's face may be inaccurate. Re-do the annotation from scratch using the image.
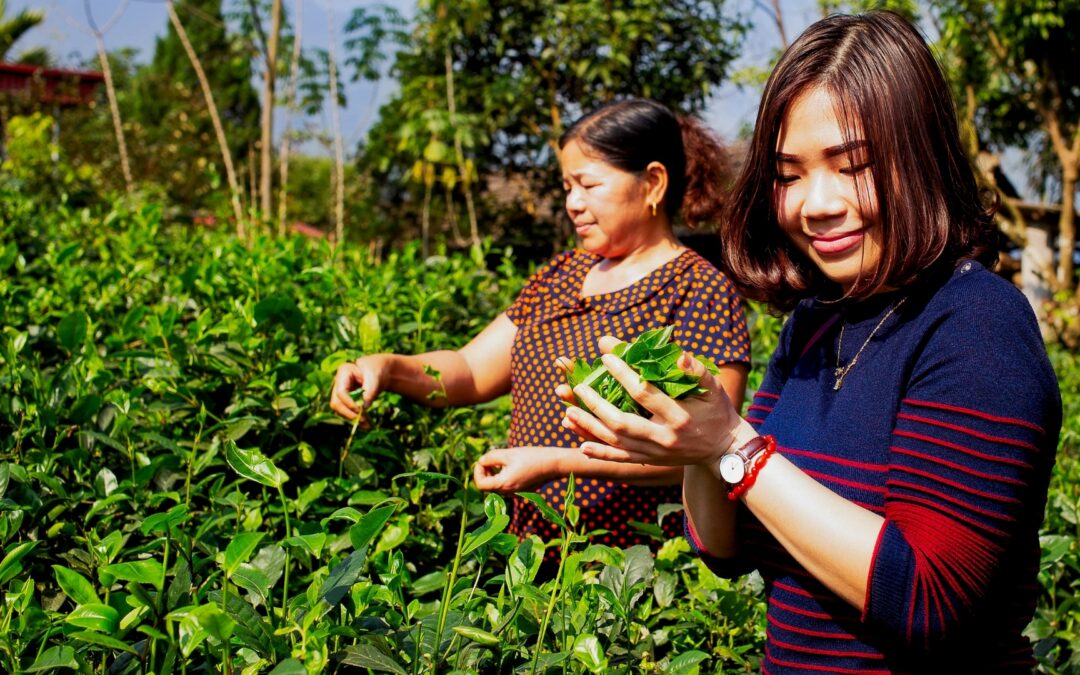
[560,139,656,259]
[774,87,882,293]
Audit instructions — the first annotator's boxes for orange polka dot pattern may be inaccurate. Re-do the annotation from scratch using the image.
[504,248,751,552]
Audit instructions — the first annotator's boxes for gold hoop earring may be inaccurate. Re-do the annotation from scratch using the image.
[650,203,657,217]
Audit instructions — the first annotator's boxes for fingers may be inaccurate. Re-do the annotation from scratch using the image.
[597,335,623,355]
[580,441,644,464]
[597,352,686,421]
[330,364,363,420]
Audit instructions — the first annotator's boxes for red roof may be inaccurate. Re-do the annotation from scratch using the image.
[0,62,104,106]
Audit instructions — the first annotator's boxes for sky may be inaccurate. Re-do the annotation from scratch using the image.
[6,0,1030,197]
[9,0,824,143]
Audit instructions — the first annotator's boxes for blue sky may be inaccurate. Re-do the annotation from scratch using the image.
[10,0,828,146]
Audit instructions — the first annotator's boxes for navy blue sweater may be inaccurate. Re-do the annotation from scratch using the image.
[691,262,1062,673]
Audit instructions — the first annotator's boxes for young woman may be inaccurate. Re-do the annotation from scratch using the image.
[559,12,1061,672]
[330,99,750,552]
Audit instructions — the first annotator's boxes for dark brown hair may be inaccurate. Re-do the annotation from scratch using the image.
[559,98,731,229]
[722,11,997,311]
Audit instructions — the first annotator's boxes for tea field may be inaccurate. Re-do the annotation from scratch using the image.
[1,193,1077,673]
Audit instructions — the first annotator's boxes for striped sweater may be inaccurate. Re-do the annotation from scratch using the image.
[693,261,1061,673]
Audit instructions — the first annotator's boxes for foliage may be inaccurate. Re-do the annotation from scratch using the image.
[565,327,719,415]
[0,192,770,673]
[0,0,44,63]
[130,0,261,211]
[0,113,98,206]
[352,0,749,247]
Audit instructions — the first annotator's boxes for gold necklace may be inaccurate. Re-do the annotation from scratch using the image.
[833,297,907,391]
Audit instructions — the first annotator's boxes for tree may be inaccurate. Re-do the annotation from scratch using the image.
[132,0,260,213]
[353,0,748,248]
[932,0,1080,341]
[0,0,44,63]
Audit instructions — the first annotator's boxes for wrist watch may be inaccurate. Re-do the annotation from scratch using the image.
[717,435,773,488]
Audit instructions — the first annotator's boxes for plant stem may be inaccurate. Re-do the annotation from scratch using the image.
[434,486,469,669]
[276,484,293,622]
[531,538,569,675]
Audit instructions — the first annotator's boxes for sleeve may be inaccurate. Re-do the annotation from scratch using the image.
[864,281,1061,647]
[668,264,751,367]
[504,250,573,325]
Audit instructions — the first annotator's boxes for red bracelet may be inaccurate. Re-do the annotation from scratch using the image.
[727,435,777,501]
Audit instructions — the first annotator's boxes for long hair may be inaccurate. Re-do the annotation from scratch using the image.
[722,11,996,311]
[560,98,731,229]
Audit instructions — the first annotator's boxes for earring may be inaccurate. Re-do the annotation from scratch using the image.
[650,203,657,217]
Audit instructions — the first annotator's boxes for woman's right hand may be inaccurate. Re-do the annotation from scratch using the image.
[329,354,393,424]
[557,336,750,468]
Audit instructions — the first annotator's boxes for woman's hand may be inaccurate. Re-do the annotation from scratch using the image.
[329,354,393,425]
[556,336,745,467]
[473,447,563,494]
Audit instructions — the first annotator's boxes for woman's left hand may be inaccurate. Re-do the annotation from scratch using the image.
[473,447,563,494]
[556,336,746,467]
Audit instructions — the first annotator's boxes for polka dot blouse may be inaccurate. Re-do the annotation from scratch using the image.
[503,248,751,551]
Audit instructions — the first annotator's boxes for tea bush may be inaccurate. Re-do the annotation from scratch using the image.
[0,190,1075,673]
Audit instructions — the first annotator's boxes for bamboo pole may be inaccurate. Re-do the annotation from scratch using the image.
[166,0,247,238]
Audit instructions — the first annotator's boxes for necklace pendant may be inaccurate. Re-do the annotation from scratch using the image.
[833,367,845,390]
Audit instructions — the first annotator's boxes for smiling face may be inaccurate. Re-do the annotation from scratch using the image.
[774,87,883,294]
[560,139,660,259]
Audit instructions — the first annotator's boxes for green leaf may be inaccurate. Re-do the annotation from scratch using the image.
[282,532,326,558]
[223,532,265,577]
[253,294,303,334]
[515,492,567,530]
[65,603,120,633]
[53,565,100,606]
[319,550,367,610]
[667,649,710,675]
[359,311,382,353]
[24,645,79,672]
[339,643,408,674]
[100,559,164,590]
[268,658,307,675]
[140,504,188,536]
[461,513,509,557]
[0,540,37,585]
[349,503,397,551]
[58,310,90,351]
[168,604,236,656]
[68,630,139,654]
[453,625,500,646]
[226,441,288,488]
[572,634,607,672]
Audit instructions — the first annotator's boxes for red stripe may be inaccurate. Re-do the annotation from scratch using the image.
[765,645,893,674]
[799,312,842,360]
[783,446,889,472]
[892,464,1022,505]
[886,478,1018,524]
[889,492,1008,538]
[769,614,858,640]
[893,429,1032,470]
[774,579,815,598]
[897,412,1040,454]
[767,629,886,659]
[902,398,1045,434]
[891,446,1026,486]
[747,403,774,414]
[805,469,888,496]
[771,597,833,620]
[756,391,780,400]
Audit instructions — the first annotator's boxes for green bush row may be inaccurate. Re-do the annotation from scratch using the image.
[0,190,1076,673]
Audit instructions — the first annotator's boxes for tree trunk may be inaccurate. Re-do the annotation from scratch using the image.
[277,0,303,237]
[444,47,479,247]
[1022,218,1055,339]
[326,7,346,244]
[93,35,132,193]
[421,177,432,259]
[166,0,246,238]
[1060,166,1077,292]
[259,0,282,221]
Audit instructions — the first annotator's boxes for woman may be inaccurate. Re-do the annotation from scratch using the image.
[559,12,1061,672]
[330,99,750,551]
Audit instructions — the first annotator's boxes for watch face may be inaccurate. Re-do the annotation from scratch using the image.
[719,454,745,484]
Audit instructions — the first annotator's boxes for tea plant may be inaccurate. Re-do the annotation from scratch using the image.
[1,189,1075,673]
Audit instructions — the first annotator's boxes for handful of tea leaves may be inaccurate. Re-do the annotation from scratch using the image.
[564,326,719,415]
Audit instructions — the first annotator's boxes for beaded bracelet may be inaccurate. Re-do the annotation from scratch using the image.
[726,435,777,501]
